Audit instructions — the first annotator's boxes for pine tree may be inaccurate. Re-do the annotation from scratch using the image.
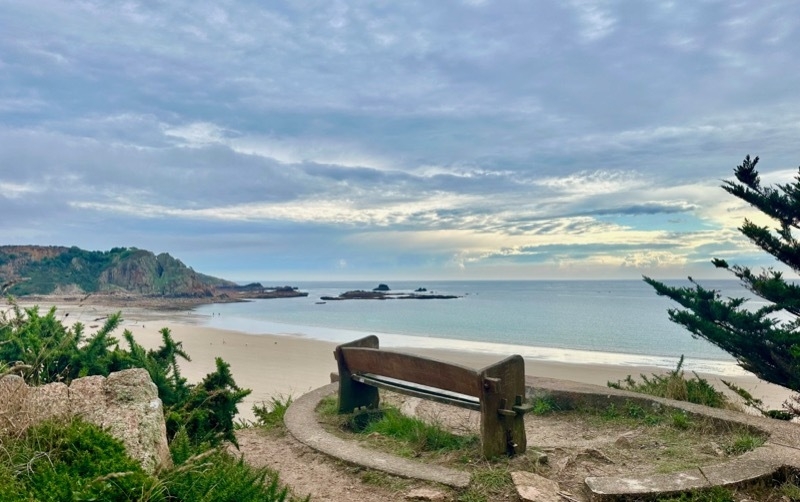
[644,155,800,414]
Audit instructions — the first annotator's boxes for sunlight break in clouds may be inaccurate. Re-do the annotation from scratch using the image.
[68,192,485,228]
[533,170,646,195]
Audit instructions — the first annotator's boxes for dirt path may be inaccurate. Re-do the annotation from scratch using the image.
[235,428,444,501]
[235,393,760,502]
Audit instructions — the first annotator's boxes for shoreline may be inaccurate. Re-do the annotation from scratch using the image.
[15,302,796,421]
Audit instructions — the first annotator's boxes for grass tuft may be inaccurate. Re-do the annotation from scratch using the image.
[357,406,478,455]
[457,465,514,502]
[723,431,765,455]
[316,394,339,417]
[608,355,733,409]
[671,410,691,430]
[529,395,557,415]
[252,395,293,431]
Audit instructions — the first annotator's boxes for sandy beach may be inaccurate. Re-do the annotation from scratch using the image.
[22,302,796,421]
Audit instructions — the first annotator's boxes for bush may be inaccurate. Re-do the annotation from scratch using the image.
[608,356,732,409]
[0,418,161,502]
[0,417,302,502]
[0,300,297,499]
[162,449,296,502]
[253,395,293,430]
[163,429,305,502]
[0,301,250,447]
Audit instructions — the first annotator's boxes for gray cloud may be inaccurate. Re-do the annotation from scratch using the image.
[1,1,798,279]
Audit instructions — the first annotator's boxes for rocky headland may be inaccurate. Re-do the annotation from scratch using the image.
[0,245,307,308]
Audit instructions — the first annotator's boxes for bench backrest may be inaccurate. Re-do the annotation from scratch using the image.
[338,346,482,398]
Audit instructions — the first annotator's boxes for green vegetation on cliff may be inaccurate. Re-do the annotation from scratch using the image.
[0,245,235,297]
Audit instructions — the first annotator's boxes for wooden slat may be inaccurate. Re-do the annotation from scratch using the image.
[354,373,481,411]
[340,347,482,397]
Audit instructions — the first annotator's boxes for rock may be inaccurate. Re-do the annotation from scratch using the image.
[511,471,562,502]
[701,442,724,457]
[614,435,632,448]
[405,487,449,500]
[106,368,159,403]
[373,283,391,291]
[28,381,70,422]
[74,369,170,473]
[529,449,549,465]
[556,456,572,473]
[68,375,107,413]
[578,447,614,463]
[0,369,171,473]
[0,375,29,433]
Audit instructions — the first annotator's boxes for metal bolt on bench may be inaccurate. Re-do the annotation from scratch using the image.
[334,335,532,458]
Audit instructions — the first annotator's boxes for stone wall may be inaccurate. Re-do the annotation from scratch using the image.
[0,368,171,473]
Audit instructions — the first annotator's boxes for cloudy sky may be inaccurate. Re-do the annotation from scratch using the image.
[2,1,799,281]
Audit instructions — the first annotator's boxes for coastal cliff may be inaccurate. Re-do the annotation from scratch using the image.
[0,245,234,297]
[0,246,310,308]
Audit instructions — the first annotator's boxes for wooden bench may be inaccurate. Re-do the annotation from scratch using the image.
[334,335,531,458]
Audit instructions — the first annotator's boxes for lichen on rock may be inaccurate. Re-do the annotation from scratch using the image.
[0,368,171,473]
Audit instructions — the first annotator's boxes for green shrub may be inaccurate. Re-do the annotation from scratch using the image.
[0,465,28,502]
[0,301,250,448]
[0,300,296,502]
[625,401,647,419]
[253,395,294,430]
[168,357,251,447]
[0,301,296,502]
[529,395,557,415]
[671,410,691,430]
[608,356,731,409]
[1,418,161,502]
[161,449,295,502]
[0,418,301,502]
[164,434,305,502]
[601,403,620,420]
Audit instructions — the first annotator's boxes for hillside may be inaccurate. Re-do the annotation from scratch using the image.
[0,245,237,297]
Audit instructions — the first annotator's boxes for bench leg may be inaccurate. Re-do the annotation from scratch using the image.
[479,355,527,458]
[335,335,380,413]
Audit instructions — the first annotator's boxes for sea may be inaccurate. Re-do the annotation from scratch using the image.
[195,280,758,376]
